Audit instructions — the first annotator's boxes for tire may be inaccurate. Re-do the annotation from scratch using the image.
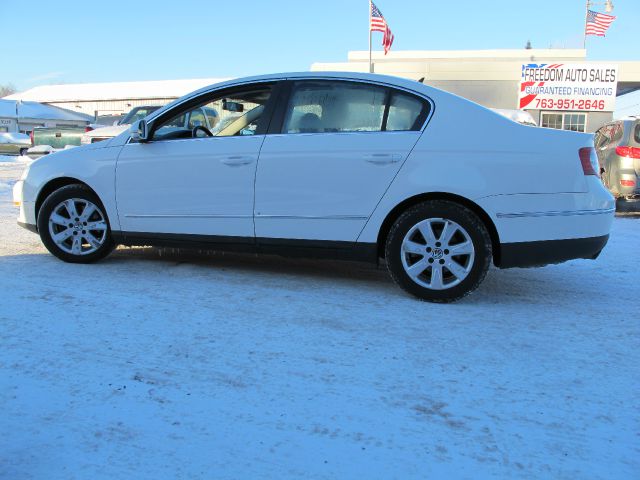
[19,148,28,156]
[385,200,492,303]
[37,184,115,263]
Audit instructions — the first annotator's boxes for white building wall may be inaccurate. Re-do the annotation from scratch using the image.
[311,49,635,132]
[47,98,175,118]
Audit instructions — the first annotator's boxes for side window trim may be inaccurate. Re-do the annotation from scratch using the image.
[271,79,434,135]
[380,88,392,132]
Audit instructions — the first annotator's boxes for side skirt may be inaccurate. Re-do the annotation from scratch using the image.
[111,231,379,264]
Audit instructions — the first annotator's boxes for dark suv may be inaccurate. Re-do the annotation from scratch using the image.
[594,118,640,205]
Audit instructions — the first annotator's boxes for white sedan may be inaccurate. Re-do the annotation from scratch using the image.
[13,72,615,302]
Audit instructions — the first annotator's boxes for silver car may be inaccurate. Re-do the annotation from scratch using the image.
[0,132,31,156]
[594,118,640,205]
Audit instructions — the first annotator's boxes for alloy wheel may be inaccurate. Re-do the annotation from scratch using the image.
[47,198,108,256]
[400,218,475,290]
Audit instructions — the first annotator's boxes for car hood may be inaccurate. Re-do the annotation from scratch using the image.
[85,124,129,138]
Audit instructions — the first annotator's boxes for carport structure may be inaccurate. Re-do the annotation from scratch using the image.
[0,99,92,135]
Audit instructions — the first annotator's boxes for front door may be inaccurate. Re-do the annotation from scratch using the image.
[254,79,431,242]
[115,84,275,239]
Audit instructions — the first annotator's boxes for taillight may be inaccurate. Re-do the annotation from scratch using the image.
[29,130,34,146]
[84,126,94,133]
[620,179,636,187]
[579,147,599,176]
[616,146,640,159]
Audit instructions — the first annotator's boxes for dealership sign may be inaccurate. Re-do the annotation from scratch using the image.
[519,63,618,112]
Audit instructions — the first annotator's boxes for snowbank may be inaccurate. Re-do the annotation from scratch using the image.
[0,162,637,479]
[0,154,32,164]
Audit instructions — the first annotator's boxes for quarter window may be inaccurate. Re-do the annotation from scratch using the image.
[386,92,429,131]
[634,124,640,144]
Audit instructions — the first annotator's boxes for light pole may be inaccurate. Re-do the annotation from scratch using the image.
[584,0,615,49]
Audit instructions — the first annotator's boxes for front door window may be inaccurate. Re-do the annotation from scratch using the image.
[151,86,273,141]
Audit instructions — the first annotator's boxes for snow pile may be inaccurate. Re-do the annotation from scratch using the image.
[0,154,33,164]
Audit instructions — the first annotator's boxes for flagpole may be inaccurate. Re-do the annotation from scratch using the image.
[583,0,590,50]
[369,0,373,73]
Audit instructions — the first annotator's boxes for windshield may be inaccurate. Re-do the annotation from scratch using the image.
[120,106,161,125]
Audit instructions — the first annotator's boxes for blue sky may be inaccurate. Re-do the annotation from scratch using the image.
[3,0,638,91]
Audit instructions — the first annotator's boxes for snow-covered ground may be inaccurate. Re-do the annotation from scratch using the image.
[0,156,638,479]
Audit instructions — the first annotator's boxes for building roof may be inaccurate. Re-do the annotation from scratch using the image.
[4,78,228,103]
[346,48,589,62]
[0,99,93,121]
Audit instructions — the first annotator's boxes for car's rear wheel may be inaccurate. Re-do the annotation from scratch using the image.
[37,184,115,263]
[19,148,28,156]
[385,200,492,303]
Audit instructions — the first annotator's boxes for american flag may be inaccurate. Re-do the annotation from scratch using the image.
[585,9,616,37]
[370,1,394,54]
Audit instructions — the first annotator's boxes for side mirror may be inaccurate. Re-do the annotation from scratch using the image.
[129,120,149,142]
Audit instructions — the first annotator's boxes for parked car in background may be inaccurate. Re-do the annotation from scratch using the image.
[0,132,31,156]
[31,125,92,149]
[13,72,614,302]
[95,114,125,127]
[594,118,640,205]
[81,106,164,145]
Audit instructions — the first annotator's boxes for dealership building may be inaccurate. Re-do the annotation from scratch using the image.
[4,49,640,133]
[312,48,640,133]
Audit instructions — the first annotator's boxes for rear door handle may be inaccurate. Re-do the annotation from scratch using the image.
[220,155,255,166]
[363,153,402,164]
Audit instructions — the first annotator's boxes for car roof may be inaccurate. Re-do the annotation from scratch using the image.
[146,72,445,123]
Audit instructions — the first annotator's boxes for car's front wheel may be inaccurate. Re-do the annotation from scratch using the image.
[385,200,492,303]
[37,184,115,263]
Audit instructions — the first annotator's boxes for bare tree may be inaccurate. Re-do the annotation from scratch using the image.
[0,84,17,97]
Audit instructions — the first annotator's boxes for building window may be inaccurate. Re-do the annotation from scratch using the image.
[541,112,586,132]
[541,113,563,130]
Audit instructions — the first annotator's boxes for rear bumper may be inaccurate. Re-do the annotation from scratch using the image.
[616,197,640,213]
[498,234,609,269]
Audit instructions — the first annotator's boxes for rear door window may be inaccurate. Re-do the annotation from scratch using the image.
[283,81,386,134]
[281,80,431,134]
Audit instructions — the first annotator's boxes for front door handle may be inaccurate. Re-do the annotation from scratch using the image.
[363,153,402,164]
[220,155,255,166]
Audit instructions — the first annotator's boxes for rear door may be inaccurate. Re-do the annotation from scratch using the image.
[254,79,432,243]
